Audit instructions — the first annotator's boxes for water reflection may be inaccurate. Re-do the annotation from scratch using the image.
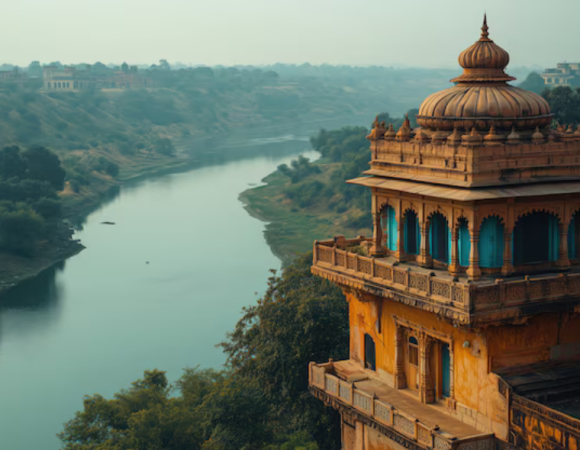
[0,262,65,350]
[0,261,64,311]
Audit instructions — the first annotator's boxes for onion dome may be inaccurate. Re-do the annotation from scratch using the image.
[417,15,552,132]
[367,116,386,140]
[484,125,504,145]
[385,123,396,140]
[532,126,545,144]
[396,114,412,141]
[507,127,520,144]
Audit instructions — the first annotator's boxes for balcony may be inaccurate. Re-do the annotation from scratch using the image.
[312,238,580,325]
[309,360,495,450]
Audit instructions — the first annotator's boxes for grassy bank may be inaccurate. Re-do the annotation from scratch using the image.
[240,164,371,266]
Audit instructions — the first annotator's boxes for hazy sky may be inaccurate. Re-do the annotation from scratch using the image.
[3,0,579,69]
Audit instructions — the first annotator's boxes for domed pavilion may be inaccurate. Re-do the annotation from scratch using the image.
[308,16,580,450]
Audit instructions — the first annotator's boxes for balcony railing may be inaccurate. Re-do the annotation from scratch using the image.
[309,362,495,450]
[313,237,580,324]
[312,238,472,323]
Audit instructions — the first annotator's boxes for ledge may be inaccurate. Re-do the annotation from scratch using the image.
[309,360,495,450]
[313,238,580,325]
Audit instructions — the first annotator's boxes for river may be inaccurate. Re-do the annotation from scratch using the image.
[0,118,359,450]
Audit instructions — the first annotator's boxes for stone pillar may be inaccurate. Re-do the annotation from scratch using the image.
[449,229,461,276]
[502,231,514,276]
[557,222,571,269]
[418,225,432,268]
[419,335,435,404]
[395,216,406,261]
[466,231,481,280]
[370,213,385,256]
[447,343,457,409]
[394,326,407,389]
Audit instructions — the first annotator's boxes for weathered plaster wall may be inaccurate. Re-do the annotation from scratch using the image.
[365,423,407,450]
[346,292,507,437]
[486,312,580,370]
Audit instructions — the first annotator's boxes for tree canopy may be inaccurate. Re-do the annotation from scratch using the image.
[59,254,348,450]
[542,86,580,126]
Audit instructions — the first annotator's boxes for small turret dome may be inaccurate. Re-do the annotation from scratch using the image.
[416,15,552,131]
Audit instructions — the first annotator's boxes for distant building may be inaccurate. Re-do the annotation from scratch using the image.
[43,65,94,91]
[541,62,580,86]
[0,67,25,80]
[42,63,153,91]
[309,16,580,450]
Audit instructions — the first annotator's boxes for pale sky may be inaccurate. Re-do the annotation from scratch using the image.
[2,0,579,69]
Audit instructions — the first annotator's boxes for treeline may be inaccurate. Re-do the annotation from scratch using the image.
[274,110,416,230]
[59,254,348,450]
[0,145,67,255]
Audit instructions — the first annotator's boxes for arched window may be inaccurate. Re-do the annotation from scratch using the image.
[364,334,376,371]
[47,82,51,89]
[430,213,450,264]
[514,212,559,265]
[74,81,78,89]
[408,336,419,366]
[458,218,471,266]
[382,205,397,252]
[404,210,421,255]
[479,217,504,268]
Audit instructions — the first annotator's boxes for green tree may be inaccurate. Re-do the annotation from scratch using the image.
[220,254,348,450]
[0,202,44,255]
[542,86,580,125]
[0,146,26,180]
[22,146,66,190]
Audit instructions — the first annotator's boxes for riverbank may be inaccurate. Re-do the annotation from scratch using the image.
[240,165,371,266]
[0,228,84,295]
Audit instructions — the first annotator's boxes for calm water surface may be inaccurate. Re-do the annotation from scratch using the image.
[0,126,328,449]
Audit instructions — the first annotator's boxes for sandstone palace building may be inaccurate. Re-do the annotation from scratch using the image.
[308,17,580,450]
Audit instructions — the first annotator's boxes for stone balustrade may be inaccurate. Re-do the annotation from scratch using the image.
[312,238,472,324]
[313,238,580,325]
[309,362,495,450]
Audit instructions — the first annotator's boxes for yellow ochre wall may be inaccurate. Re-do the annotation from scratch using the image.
[486,312,580,370]
[347,291,580,438]
[347,292,505,435]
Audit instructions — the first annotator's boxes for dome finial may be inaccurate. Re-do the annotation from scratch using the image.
[481,13,490,41]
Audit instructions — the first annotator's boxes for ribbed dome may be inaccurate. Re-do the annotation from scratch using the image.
[418,84,552,131]
[416,15,552,131]
[458,16,510,71]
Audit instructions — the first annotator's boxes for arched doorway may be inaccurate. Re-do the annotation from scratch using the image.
[405,335,419,391]
[382,205,397,252]
[513,212,559,266]
[364,334,376,371]
[457,218,471,267]
[479,216,504,268]
[430,213,450,264]
[404,210,421,256]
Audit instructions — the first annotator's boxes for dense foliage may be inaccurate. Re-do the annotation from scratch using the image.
[542,86,580,126]
[276,111,414,228]
[59,254,348,450]
[0,145,67,255]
